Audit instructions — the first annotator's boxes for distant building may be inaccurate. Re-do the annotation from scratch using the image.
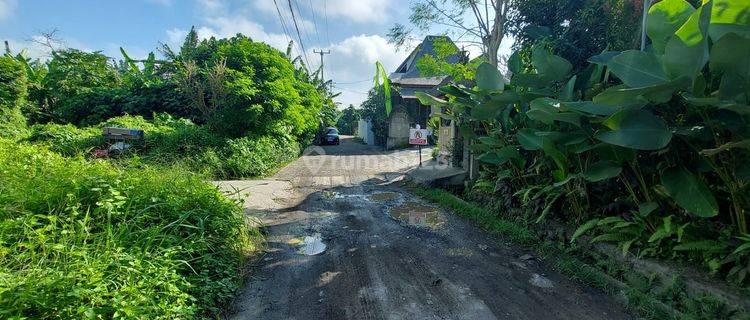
[386,36,467,167]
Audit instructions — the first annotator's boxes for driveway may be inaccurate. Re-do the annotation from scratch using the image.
[220,136,632,320]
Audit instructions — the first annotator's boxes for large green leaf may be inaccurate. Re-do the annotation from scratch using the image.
[559,75,577,101]
[661,167,719,217]
[527,98,581,126]
[584,161,622,182]
[476,62,504,92]
[516,129,544,150]
[477,146,521,165]
[542,138,567,173]
[593,78,689,105]
[511,73,551,88]
[595,110,672,150]
[415,92,448,107]
[508,51,522,75]
[588,51,620,65]
[708,0,750,41]
[663,1,712,80]
[607,50,670,87]
[647,0,696,53]
[710,33,750,78]
[532,46,572,82]
[470,101,504,121]
[561,101,633,116]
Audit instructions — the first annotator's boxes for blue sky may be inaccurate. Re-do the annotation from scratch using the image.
[1,0,506,107]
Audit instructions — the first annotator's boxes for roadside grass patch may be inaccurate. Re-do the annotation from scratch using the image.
[407,184,743,319]
[23,114,300,179]
[0,139,262,319]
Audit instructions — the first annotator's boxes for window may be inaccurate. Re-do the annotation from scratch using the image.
[326,128,339,135]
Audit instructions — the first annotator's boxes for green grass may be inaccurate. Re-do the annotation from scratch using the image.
[407,184,699,319]
[0,138,263,319]
[23,114,300,179]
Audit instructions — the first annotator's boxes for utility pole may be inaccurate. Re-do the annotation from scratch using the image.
[313,49,331,82]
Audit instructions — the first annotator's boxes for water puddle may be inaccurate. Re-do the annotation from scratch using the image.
[369,192,401,202]
[529,273,554,288]
[297,233,327,255]
[389,202,446,229]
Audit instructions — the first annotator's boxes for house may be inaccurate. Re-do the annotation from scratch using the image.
[386,35,467,167]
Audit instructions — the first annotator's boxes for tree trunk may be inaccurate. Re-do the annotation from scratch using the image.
[483,1,506,67]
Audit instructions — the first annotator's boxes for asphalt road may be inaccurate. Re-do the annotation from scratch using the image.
[221,136,632,320]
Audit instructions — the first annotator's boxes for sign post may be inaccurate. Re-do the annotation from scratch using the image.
[409,125,429,167]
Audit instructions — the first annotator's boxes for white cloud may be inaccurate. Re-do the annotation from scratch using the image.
[308,34,408,108]
[162,1,402,107]
[322,0,392,23]
[0,0,16,21]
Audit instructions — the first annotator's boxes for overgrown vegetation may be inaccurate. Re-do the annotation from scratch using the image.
[4,27,338,179]
[411,184,747,319]
[418,0,750,289]
[0,139,262,318]
[0,26,337,318]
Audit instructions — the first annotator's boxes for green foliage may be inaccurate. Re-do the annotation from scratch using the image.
[415,36,474,82]
[26,114,299,179]
[336,105,361,135]
[44,49,121,124]
[0,139,261,319]
[511,0,645,70]
[360,88,390,145]
[221,135,300,178]
[0,55,29,138]
[421,0,750,286]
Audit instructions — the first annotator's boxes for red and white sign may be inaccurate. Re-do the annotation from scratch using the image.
[409,129,429,145]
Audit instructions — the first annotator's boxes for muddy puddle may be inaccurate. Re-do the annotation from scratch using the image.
[295,234,327,255]
[389,201,446,229]
[368,192,401,202]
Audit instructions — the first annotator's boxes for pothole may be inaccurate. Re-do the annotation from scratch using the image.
[389,201,446,229]
[369,192,401,202]
[296,233,327,255]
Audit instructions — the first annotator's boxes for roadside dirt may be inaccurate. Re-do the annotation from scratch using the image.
[223,137,633,320]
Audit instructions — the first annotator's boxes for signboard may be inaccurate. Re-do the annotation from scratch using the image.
[409,129,429,145]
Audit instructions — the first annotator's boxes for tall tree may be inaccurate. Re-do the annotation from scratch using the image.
[389,0,512,67]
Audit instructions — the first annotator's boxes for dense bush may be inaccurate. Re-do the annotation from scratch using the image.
[221,135,300,178]
[419,0,750,284]
[511,0,645,70]
[0,139,261,318]
[26,114,300,179]
[0,55,29,138]
[43,49,121,124]
[336,105,361,135]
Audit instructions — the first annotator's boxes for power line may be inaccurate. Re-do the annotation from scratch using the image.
[307,0,322,46]
[293,0,315,49]
[323,0,331,46]
[286,0,311,68]
[272,0,292,46]
[333,79,372,85]
[273,0,302,58]
[332,86,370,95]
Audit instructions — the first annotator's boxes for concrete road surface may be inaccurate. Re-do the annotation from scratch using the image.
[219,136,632,320]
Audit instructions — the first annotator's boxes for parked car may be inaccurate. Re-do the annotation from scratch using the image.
[321,127,340,145]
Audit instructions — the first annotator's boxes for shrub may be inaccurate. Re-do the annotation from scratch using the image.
[221,135,300,178]
[0,139,260,318]
[44,49,121,125]
[25,123,102,155]
[0,55,29,138]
